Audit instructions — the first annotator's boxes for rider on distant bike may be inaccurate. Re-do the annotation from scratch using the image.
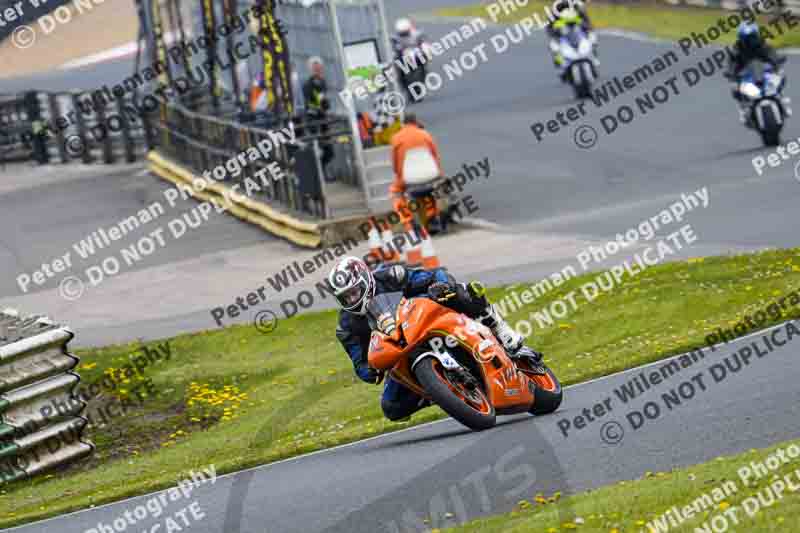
[546,0,597,74]
[724,22,786,127]
[329,257,540,421]
[391,18,428,60]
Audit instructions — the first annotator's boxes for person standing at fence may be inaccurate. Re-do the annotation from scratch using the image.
[249,71,284,130]
[302,56,335,182]
[390,113,444,234]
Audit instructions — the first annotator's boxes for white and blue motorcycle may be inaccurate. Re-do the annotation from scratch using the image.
[732,60,791,147]
[554,25,598,99]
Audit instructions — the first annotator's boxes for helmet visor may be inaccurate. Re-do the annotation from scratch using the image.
[337,281,367,310]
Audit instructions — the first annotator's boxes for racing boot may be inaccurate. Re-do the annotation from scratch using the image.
[514,346,546,368]
[465,281,532,359]
[549,39,563,68]
[588,32,600,68]
[482,308,544,366]
[478,303,525,355]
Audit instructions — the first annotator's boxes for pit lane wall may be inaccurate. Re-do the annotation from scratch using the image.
[0,309,93,485]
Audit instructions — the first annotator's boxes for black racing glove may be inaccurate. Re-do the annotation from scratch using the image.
[358,366,384,385]
[428,281,458,304]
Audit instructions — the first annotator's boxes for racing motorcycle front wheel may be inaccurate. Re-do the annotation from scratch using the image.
[414,357,496,431]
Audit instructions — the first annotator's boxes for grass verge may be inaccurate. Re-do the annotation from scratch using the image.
[443,437,800,532]
[436,1,800,48]
[0,248,799,528]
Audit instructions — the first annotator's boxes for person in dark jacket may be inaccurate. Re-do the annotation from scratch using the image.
[726,22,784,78]
[725,22,786,127]
[329,256,541,421]
[302,56,335,181]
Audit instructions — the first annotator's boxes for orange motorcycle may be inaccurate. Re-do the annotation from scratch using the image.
[367,292,563,431]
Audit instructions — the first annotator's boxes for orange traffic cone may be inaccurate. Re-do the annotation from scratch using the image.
[420,228,440,269]
[366,222,385,266]
[380,222,402,263]
[405,227,424,267]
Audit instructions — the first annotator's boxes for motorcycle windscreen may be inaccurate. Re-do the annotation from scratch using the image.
[366,292,404,335]
[741,60,768,87]
[365,292,406,371]
[566,27,582,49]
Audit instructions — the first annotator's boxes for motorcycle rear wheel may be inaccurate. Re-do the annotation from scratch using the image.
[414,358,496,431]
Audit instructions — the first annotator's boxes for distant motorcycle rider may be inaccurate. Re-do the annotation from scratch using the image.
[725,22,786,127]
[391,18,428,59]
[391,18,431,100]
[329,257,541,421]
[546,0,597,72]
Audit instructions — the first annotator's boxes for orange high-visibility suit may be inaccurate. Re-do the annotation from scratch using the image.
[390,123,443,228]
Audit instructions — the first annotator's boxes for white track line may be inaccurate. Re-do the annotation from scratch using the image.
[10,319,796,531]
[58,31,185,70]
[59,41,142,70]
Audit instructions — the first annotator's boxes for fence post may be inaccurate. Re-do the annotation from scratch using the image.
[95,101,114,164]
[116,95,136,163]
[24,92,48,164]
[314,139,331,219]
[47,94,67,164]
[71,94,93,164]
[328,0,369,202]
[376,0,403,103]
[141,103,155,151]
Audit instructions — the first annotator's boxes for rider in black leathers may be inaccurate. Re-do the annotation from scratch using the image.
[330,257,539,421]
[724,22,786,127]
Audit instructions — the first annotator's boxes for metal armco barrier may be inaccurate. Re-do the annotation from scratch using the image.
[0,310,94,485]
[0,93,43,166]
[0,90,153,166]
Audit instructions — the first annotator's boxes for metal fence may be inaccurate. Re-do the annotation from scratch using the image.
[153,100,357,218]
[134,0,397,220]
[0,310,93,485]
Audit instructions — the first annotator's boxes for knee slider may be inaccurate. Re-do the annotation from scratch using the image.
[381,399,409,421]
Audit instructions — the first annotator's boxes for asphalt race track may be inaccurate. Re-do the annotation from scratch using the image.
[2,1,800,530]
[3,12,799,345]
[409,18,800,246]
[7,322,800,532]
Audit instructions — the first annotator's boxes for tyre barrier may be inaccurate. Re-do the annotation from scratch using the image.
[0,309,94,485]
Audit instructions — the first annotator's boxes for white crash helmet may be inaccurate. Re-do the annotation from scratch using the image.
[395,18,413,37]
[328,256,376,315]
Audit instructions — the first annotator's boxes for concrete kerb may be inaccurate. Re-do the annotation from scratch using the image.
[146,151,322,248]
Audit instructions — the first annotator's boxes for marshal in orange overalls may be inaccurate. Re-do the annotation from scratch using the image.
[390,119,443,229]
